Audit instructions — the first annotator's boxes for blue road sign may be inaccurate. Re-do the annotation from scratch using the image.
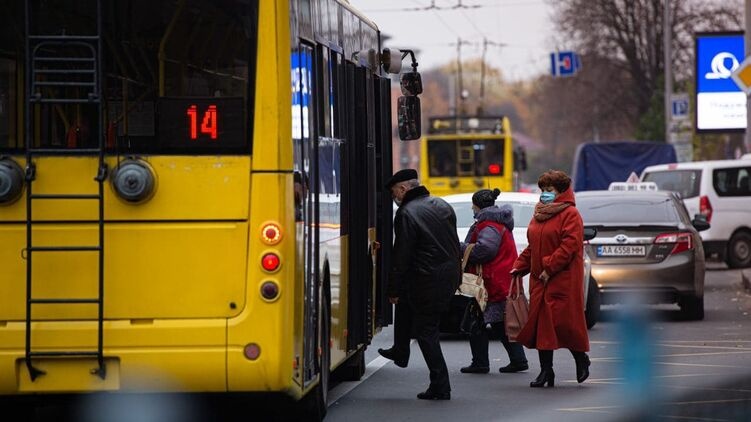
[671,95,689,121]
[695,32,746,132]
[550,51,581,77]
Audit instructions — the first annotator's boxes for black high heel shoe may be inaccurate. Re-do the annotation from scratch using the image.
[575,353,590,383]
[529,368,555,387]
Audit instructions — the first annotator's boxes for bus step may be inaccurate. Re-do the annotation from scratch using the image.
[30,194,101,200]
[27,148,102,154]
[34,81,96,88]
[27,246,101,252]
[28,35,100,42]
[29,98,100,104]
[29,298,100,304]
[28,351,100,358]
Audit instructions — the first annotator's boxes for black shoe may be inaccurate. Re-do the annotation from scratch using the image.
[499,362,529,373]
[378,347,408,368]
[529,368,555,388]
[460,365,489,374]
[575,353,590,383]
[417,390,451,400]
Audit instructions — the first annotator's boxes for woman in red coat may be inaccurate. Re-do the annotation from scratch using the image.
[511,170,590,388]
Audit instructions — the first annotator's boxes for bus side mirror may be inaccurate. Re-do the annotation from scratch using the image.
[400,71,423,96]
[398,96,421,141]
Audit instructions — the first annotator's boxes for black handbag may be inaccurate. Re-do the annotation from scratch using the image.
[459,297,484,335]
[440,294,483,335]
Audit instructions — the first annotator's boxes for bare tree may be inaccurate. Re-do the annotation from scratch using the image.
[551,0,742,137]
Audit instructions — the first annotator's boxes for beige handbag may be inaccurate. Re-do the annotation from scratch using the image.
[504,275,529,342]
[457,244,488,311]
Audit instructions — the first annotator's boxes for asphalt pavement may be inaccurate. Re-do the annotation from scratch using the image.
[327,264,751,422]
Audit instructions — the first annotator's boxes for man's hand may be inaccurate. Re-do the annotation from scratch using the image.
[389,296,399,304]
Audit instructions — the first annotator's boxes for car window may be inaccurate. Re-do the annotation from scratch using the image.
[578,196,681,224]
[713,166,751,197]
[642,170,702,199]
[451,201,535,228]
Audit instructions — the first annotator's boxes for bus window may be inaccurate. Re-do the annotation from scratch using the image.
[475,139,504,176]
[428,141,456,177]
[427,138,505,177]
[7,0,256,153]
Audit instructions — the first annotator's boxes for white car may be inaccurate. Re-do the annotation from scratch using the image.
[443,192,600,329]
[642,160,751,268]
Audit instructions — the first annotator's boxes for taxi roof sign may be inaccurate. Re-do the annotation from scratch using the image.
[608,182,658,192]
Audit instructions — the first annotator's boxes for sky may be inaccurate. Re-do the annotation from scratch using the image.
[347,0,556,81]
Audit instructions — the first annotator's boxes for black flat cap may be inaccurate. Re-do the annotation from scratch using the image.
[385,168,418,188]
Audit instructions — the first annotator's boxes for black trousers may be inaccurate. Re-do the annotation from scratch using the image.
[393,302,451,393]
[468,322,528,368]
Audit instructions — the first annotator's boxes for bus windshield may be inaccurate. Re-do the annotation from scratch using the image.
[427,138,505,177]
[0,0,256,154]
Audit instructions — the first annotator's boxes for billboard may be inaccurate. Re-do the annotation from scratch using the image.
[695,32,745,133]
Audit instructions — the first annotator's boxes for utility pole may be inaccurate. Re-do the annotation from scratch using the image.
[457,37,465,116]
[664,0,672,144]
[478,38,487,117]
[746,0,751,152]
[477,38,505,117]
[451,38,472,118]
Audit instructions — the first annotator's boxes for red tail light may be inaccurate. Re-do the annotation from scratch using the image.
[488,163,501,175]
[654,232,693,255]
[699,196,712,223]
[261,253,281,272]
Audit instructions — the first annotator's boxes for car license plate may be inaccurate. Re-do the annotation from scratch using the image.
[596,245,646,257]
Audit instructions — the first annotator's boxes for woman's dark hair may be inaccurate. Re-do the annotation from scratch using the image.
[537,170,571,193]
[472,188,501,209]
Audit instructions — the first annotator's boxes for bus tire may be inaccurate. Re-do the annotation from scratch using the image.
[301,280,331,421]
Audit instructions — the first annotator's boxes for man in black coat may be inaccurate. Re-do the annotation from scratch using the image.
[378,168,461,400]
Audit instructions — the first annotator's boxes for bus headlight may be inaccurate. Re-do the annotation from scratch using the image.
[0,158,24,205]
[111,159,156,203]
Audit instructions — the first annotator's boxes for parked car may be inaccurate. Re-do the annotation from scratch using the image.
[641,160,751,268]
[577,190,709,320]
[442,192,601,331]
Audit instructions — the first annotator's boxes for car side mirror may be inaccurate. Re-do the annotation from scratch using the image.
[583,227,597,241]
[692,214,710,232]
[397,96,421,141]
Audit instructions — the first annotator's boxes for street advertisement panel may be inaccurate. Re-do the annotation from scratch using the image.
[695,32,745,132]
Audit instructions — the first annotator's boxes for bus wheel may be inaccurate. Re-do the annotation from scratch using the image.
[302,285,331,421]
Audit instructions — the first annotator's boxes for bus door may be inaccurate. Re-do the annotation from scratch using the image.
[344,62,372,350]
[373,76,393,328]
[292,41,326,387]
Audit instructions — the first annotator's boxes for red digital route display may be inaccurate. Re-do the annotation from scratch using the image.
[186,104,218,140]
[158,97,245,151]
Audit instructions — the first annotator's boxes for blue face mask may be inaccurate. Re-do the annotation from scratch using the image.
[540,191,556,204]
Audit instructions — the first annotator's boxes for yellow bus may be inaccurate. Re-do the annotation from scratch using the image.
[0,0,419,419]
[419,115,525,196]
